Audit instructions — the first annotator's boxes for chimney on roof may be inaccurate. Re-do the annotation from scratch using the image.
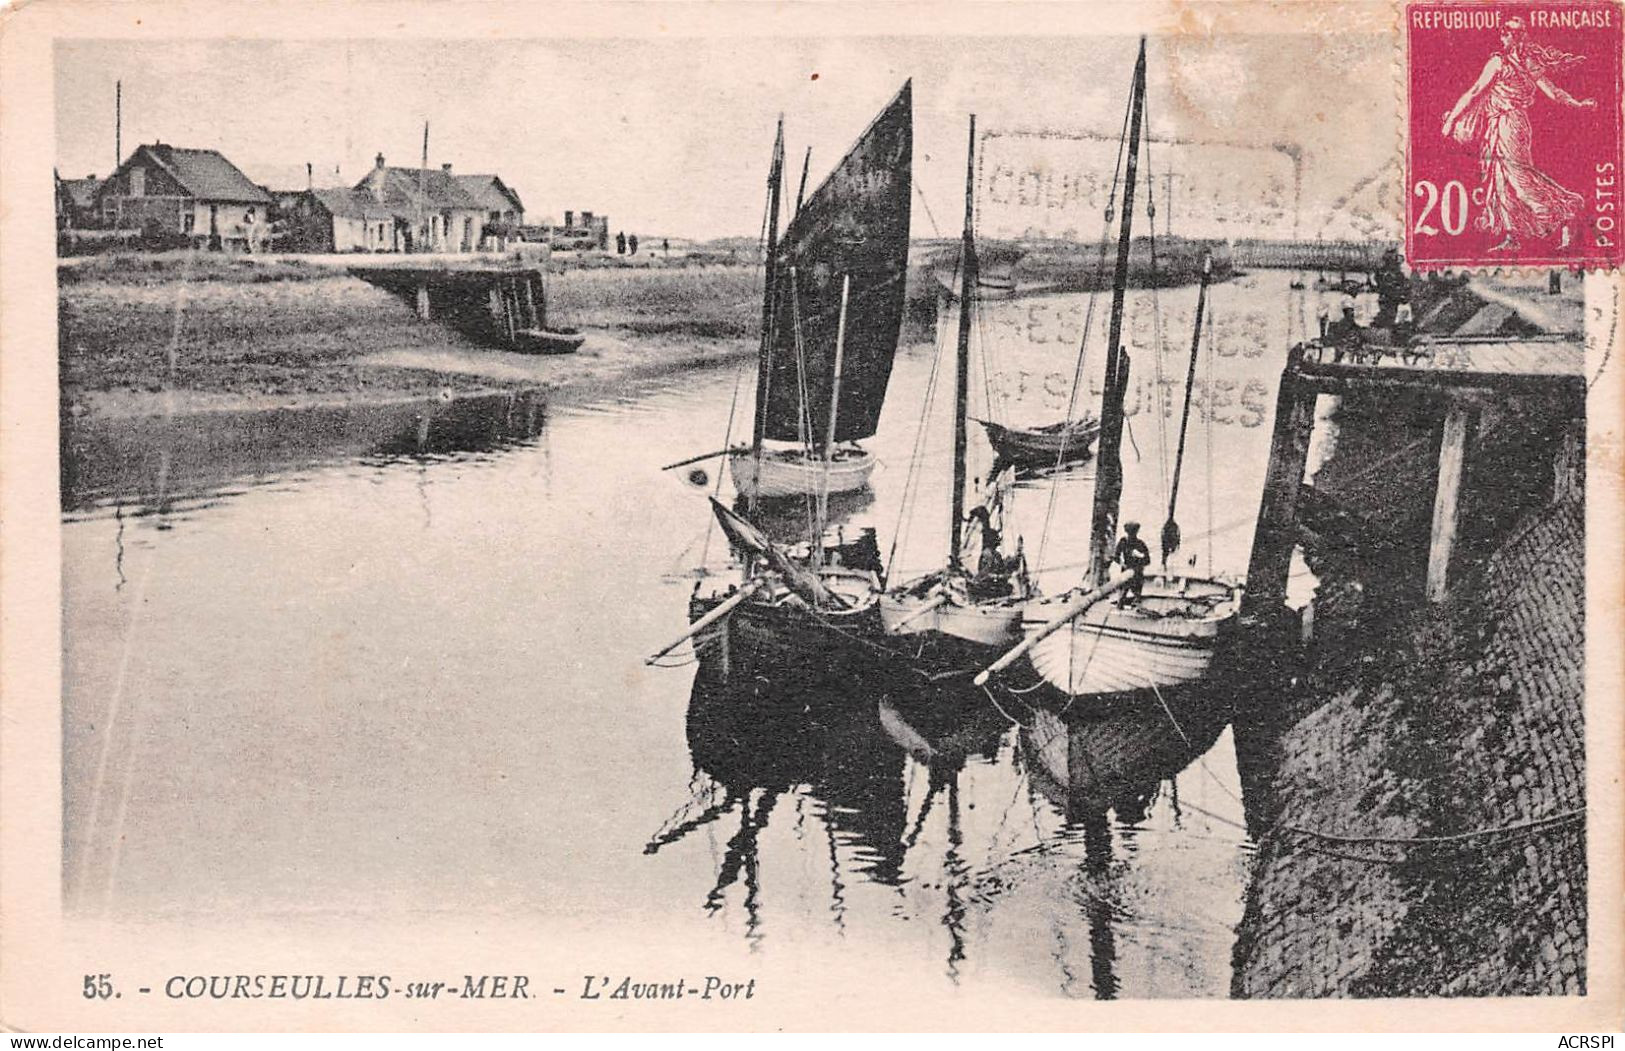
[441,163,452,174]
[564,210,574,227]
[369,153,387,204]
[307,162,313,190]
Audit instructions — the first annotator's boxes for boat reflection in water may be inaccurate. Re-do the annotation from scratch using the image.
[653,659,1248,995]
[992,692,1242,999]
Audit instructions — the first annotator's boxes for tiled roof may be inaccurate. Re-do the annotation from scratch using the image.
[141,145,271,204]
[452,174,525,214]
[61,177,101,209]
[360,167,480,211]
[311,188,405,221]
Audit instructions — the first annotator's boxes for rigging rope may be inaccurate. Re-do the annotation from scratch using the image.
[1140,107,1172,522]
[700,183,777,567]
[1033,82,1136,577]
[1205,289,1218,575]
[886,244,958,578]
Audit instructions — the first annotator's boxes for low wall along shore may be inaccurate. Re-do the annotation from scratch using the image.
[1233,418,1586,998]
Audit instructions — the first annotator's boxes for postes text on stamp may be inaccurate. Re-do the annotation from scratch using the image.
[1407,0,1624,269]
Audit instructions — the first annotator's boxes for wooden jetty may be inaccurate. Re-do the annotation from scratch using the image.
[347,262,583,354]
[1243,280,1584,621]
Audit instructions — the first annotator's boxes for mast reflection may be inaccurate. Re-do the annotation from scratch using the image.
[1019,693,1231,999]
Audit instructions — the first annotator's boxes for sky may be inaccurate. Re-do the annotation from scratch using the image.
[55,33,1399,241]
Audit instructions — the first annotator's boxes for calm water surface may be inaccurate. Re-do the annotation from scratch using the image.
[62,272,1321,997]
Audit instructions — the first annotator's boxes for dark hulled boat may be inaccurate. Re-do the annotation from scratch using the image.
[348,264,583,354]
[976,416,1100,469]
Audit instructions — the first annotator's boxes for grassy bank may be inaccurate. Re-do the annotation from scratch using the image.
[59,253,764,417]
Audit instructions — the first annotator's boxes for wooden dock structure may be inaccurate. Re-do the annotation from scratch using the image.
[1243,283,1585,620]
[347,262,582,354]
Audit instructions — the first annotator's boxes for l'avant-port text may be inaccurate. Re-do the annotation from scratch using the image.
[579,975,757,1001]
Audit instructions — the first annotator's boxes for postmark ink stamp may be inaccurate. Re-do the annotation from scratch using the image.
[1407,0,1624,269]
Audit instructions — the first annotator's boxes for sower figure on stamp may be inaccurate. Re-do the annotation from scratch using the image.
[1441,17,1596,252]
[1114,521,1151,607]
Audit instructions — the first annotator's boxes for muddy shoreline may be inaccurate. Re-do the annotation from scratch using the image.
[59,254,763,420]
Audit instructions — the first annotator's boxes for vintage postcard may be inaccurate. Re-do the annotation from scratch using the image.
[1,0,1622,1034]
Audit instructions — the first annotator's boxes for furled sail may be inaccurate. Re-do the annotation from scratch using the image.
[757,81,912,446]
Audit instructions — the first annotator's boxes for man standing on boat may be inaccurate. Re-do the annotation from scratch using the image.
[1114,521,1151,606]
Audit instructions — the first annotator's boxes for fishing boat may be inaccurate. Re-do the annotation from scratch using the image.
[976,416,1100,468]
[514,326,584,355]
[879,115,1036,659]
[977,39,1243,711]
[648,85,929,689]
[347,263,583,354]
[727,83,913,504]
[650,496,886,689]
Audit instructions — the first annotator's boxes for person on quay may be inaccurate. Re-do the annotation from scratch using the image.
[1373,247,1408,328]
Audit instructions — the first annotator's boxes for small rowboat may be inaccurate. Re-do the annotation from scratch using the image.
[976,417,1100,468]
[729,445,876,501]
[515,326,585,355]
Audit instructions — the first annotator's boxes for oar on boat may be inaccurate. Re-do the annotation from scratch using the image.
[888,588,952,631]
[645,577,769,665]
[973,574,1129,686]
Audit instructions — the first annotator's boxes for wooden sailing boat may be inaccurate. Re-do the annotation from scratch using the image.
[729,82,913,503]
[976,416,1100,470]
[977,39,1242,708]
[879,116,1036,655]
[649,84,918,689]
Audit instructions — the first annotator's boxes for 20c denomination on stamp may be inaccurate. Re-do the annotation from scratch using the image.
[1407,0,1624,269]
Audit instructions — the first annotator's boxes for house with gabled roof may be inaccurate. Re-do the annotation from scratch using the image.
[452,173,525,249]
[95,143,274,249]
[353,154,486,253]
[275,187,408,253]
[55,171,103,229]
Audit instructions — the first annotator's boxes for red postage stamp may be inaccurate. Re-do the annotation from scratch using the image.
[1407,0,1624,269]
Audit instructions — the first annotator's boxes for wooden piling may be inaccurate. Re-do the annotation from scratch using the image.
[1426,402,1473,602]
[522,275,539,329]
[1242,345,1316,619]
[415,283,432,321]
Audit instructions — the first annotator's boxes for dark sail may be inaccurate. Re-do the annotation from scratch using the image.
[759,81,912,446]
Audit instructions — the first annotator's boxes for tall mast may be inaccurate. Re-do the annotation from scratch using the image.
[1087,37,1148,588]
[794,146,812,217]
[748,118,786,511]
[949,115,978,571]
[1161,253,1212,566]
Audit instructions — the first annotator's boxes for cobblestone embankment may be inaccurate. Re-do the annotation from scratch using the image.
[1233,490,1585,998]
